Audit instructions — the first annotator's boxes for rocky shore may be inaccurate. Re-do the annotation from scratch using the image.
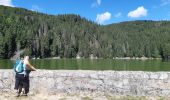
[0,70,170,99]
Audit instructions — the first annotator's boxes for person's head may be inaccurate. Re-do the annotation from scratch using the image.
[24,56,29,60]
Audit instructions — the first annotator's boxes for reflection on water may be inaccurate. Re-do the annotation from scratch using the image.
[0,59,170,71]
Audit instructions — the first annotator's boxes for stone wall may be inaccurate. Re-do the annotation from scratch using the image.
[0,70,170,96]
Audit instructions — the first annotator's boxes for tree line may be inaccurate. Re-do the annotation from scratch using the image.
[0,5,170,59]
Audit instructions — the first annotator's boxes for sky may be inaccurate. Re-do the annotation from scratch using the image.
[0,0,170,25]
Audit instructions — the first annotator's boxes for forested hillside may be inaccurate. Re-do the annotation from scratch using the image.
[0,5,170,59]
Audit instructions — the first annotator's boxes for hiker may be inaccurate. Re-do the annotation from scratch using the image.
[14,56,36,97]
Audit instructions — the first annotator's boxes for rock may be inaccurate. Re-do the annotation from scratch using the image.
[90,73,98,79]
[0,81,3,89]
[89,80,103,85]
[159,73,168,80]
[123,79,129,85]
[3,72,9,79]
[150,73,159,79]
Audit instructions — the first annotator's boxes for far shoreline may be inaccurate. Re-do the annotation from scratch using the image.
[35,57,162,60]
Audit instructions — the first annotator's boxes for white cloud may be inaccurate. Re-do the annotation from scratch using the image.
[31,5,42,12]
[0,0,14,7]
[114,12,122,18]
[161,0,170,6]
[96,12,111,24]
[128,6,147,18]
[91,0,101,7]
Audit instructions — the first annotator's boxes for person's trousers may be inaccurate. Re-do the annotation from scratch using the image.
[14,74,30,94]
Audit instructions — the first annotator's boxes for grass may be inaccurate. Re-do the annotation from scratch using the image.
[81,97,93,100]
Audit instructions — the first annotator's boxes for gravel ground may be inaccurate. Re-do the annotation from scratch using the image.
[0,92,169,100]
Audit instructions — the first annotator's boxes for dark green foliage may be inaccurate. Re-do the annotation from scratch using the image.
[162,43,170,60]
[0,5,170,59]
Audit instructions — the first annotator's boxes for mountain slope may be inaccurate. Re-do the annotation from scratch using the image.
[0,5,170,59]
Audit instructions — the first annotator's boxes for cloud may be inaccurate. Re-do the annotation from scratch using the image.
[161,0,170,6]
[91,0,101,7]
[31,5,43,12]
[0,0,14,7]
[114,12,122,18]
[96,12,111,24]
[128,6,147,18]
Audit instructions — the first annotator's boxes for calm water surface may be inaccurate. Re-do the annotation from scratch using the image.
[0,59,170,71]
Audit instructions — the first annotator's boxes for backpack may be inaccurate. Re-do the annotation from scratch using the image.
[14,59,24,74]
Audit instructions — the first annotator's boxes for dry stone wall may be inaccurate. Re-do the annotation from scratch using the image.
[0,70,170,96]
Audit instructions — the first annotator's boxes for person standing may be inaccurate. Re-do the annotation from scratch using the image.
[14,56,36,97]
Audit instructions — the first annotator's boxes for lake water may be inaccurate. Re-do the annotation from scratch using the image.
[0,59,170,71]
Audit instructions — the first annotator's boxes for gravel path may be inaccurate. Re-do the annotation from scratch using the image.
[0,93,169,100]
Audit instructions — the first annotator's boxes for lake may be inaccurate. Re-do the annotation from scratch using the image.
[0,59,170,71]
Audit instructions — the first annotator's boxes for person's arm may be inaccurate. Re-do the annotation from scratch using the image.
[26,61,36,71]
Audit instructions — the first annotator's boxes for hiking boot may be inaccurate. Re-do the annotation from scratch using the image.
[15,93,20,97]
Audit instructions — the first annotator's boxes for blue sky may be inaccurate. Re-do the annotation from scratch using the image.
[0,0,170,24]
